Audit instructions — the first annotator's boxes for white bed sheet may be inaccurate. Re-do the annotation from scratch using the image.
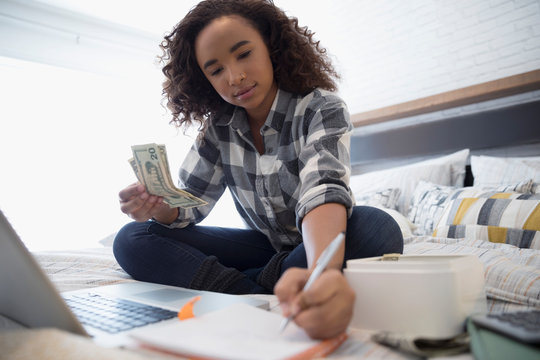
[29,235,540,359]
[33,247,413,359]
[34,237,540,311]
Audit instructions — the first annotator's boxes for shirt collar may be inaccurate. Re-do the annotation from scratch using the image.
[214,88,293,132]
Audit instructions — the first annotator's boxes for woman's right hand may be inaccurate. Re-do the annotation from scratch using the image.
[118,183,178,224]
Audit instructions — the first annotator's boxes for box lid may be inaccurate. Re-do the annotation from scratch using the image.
[346,254,482,272]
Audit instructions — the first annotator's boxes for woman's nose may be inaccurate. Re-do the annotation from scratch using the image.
[227,68,244,86]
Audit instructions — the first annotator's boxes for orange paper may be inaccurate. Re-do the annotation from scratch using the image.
[178,296,201,320]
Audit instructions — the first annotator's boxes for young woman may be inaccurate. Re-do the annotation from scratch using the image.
[114,0,403,339]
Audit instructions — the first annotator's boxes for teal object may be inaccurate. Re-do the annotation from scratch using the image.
[467,318,540,360]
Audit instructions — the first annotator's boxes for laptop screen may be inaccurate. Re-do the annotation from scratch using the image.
[0,210,86,334]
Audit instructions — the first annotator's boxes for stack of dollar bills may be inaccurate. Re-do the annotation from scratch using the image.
[129,143,207,209]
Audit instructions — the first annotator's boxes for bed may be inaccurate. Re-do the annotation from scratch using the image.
[4,73,540,359]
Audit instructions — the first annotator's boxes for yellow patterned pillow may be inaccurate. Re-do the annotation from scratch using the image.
[433,196,540,249]
[408,181,536,236]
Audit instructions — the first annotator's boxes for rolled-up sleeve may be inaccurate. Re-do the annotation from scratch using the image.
[295,93,354,230]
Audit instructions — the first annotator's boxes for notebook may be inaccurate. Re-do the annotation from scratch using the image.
[0,210,268,347]
[131,302,348,360]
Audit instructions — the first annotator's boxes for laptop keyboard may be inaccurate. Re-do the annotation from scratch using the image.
[63,293,177,334]
[470,310,540,345]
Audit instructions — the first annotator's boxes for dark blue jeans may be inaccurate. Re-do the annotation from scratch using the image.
[113,206,403,295]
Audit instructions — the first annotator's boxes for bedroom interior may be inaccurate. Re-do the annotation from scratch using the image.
[1,0,540,359]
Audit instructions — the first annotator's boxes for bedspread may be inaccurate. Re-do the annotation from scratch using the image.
[32,247,413,359]
[24,235,539,359]
[34,237,540,312]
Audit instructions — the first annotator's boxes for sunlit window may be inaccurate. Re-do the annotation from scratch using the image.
[0,56,242,251]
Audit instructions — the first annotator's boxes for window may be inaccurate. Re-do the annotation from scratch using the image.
[0,2,251,251]
[0,56,183,250]
[0,55,244,251]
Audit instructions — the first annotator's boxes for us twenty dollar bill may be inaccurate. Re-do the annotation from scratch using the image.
[129,143,207,209]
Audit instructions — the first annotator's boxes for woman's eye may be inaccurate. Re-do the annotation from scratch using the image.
[238,50,251,59]
[210,68,223,76]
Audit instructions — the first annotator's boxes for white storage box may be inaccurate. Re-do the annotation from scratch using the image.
[344,254,487,339]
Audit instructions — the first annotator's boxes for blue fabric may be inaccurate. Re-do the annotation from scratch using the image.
[113,206,403,294]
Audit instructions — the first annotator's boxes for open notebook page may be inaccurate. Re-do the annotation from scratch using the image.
[130,302,346,360]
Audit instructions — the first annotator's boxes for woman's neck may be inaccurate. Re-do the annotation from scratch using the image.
[245,83,278,131]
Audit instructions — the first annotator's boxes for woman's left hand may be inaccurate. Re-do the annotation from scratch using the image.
[274,267,355,340]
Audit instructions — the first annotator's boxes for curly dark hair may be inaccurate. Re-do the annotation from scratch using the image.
[160,0,339,131]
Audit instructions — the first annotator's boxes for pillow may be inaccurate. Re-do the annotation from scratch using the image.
[349,149,469,216]
[471,155,540,186]
[99,232,116,247]
[433,197,540,249]
[408,180,537,235]
[434,224,540,249]
[371,205,416,238]
[354,188,401,210]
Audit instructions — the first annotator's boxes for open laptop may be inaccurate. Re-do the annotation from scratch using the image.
[0,210,268,347]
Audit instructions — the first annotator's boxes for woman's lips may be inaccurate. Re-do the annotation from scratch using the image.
[234,85,256,100]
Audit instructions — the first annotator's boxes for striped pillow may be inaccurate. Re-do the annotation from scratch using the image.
[433,196,540,249]
[355,188,401,209]
[408,180,536,236]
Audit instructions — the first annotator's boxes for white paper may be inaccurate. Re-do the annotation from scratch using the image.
[130,303,321,360]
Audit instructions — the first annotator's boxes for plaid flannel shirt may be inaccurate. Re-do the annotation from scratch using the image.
[169,88,354,251]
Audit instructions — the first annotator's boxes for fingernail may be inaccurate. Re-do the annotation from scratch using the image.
[140,192,148,200]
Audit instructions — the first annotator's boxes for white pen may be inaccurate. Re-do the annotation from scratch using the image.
[279,231,346,333]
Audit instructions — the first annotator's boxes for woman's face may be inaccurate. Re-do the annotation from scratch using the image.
[195,15,278,121]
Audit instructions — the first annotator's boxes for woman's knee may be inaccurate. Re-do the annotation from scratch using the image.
[112,221,152,264]
[345,206,404,259]
[373,208,404,254]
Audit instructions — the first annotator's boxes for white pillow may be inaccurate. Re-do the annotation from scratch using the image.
[471,155,540,186]
[350,149,469,216]
[372,205,416,238]
[99,232,116,247]
[354,188,401,210]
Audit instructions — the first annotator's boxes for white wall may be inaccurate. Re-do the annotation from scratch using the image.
[274,0,540,114]
[0,0,161,77]
[4,0,539,113]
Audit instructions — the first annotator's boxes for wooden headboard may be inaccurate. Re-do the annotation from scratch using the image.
[350,70,540,175]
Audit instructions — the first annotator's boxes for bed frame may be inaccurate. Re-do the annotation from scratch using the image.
[349,70,540,184]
